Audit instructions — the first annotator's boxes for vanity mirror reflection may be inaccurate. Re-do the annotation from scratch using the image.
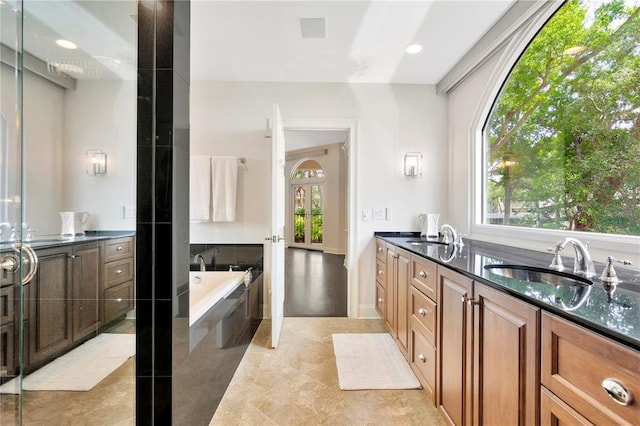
[0,1,137,423]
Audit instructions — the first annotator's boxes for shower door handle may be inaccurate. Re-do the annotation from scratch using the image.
[0,243,39,284]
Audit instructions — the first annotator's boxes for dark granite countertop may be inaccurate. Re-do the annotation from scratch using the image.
[0,230,135,251]
[375,232,640,351]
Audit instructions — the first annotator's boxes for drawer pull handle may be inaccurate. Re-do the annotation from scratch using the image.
[419,270,427,279]
[116,246,124,251]
[602,378,634,406]
[378,247,383,252]
[116,298,123,302]
[115,269,123,275]
[418,308,426,317]
[378,298,383,304]
[418,353,426,363]
[378,270,384,275]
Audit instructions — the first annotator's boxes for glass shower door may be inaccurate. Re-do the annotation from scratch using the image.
[0,0,27,423]
[1,1,138,423]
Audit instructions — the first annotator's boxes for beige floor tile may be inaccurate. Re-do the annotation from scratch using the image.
[211,317,445,426]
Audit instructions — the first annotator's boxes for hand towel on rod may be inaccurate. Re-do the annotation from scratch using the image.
[212,156,238,222]
[189,156,211,222]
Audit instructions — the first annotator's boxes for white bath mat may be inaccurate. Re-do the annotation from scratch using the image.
[0,333,135,394]
[332,333,421,390]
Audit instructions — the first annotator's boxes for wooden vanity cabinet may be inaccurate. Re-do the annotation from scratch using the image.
[437,267,540,426]
[71,243,102,341]
[541,312,640,425]
[409,255,438,403]
[102,237,135,324]
[0,280,16,379]
[375,239,410,359]
[395,248,411,358]
[28,246,73,367]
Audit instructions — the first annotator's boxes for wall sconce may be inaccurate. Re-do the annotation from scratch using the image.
[404,152,422,178]
[86,149,107,176]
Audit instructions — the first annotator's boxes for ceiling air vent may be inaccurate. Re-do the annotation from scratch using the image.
[299,17,326,39]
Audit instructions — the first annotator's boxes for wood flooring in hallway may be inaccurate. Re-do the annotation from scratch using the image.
[211,317,444,425]
[284,248,347,317]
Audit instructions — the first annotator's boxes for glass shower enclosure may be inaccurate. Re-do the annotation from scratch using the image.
[0,1,137,423]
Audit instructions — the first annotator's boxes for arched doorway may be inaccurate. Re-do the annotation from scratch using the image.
[290,159,324,250]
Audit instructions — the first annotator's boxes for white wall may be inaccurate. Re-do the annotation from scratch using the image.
[190,81,449,316]
[0,67,65,236]
[1,70,136,236]
[63,79,137,231]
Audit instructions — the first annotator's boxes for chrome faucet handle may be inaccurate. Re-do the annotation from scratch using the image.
[547,246,565,271]
[601,256,633,284]
[455,233,467,247]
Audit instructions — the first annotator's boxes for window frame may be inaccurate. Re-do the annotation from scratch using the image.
[469,0,640,260]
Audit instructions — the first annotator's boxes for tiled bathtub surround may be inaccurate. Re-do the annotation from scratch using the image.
[190,243,264,273]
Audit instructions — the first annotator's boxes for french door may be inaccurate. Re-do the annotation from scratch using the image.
[290,183,323,250]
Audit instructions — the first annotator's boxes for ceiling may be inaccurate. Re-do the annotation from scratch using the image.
[0,0,137,81]
[190,0,516,84]
[2,1,514,85]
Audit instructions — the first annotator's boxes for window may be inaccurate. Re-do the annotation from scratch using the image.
[290,160,324,248]
[483,0,640,236]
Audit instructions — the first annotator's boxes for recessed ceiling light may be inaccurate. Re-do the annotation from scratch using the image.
[405,44,423,55]
[56,39,77,50]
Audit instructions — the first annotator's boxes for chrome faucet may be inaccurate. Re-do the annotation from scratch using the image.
[440,224,458,245]
[193,254,206,272]
[550,237,596,277]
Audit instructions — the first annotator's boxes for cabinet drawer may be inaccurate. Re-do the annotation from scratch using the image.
[376,260,386,287]
[411,326,435,402]
[0,285,14,326]
[104,258,134,288]
[104,238,134,262]
[104,281,134,324]
[411,256,437,302]
[541,386,593,425]
[375,239,386,261]
[410,287,436,344]
[375,283,386,318]
[542,313,640,425]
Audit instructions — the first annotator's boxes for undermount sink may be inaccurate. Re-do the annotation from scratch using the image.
[484,264,592,287]
[406,239,449,246]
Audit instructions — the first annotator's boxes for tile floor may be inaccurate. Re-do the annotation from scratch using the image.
[211,317,445,425]
[0,320,135,426]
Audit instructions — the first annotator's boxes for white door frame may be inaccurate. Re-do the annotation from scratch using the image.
[283,118,359,318]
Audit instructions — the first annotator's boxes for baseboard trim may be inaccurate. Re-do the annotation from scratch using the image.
[323,247,346,255]
[357,304,381,319]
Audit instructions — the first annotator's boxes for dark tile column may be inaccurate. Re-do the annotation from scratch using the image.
[136,0,190,423]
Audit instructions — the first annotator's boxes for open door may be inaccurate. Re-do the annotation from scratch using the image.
[270,104,286,348]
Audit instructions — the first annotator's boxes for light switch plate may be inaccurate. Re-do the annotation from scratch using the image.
[372,207,386,220]
[362,209,371,222]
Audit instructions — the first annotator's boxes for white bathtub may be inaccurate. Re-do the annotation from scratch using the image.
[189,271,246,326]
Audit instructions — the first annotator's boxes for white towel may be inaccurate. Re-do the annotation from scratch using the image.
[190,156,211,222]
[212,156,238,222]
